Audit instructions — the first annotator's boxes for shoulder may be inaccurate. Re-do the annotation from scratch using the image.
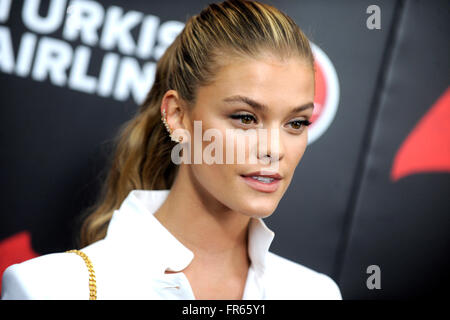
[263,251,342,300]
[1,240,105,300]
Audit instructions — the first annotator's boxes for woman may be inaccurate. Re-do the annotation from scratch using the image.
[1,0,342,300]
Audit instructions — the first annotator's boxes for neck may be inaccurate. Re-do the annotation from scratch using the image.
[154,165,251,266]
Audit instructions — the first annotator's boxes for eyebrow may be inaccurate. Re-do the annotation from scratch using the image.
[222,95,314,114]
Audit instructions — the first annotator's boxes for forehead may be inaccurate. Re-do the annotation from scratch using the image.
[196,55,315,109]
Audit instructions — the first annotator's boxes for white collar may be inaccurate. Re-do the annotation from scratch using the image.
[105,189,275,277]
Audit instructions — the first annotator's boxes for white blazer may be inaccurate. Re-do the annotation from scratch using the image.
[1,189,342,300]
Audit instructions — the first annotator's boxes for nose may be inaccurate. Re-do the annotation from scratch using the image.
[257,127,284,164]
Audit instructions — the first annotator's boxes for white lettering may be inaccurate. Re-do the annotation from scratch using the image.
[0,0,12,23]
[100,6,143,55]
[63,0,104,46]
[0,26,14,73]
[0,1,186,105]
[182,304,216,317]
[366,5,381,30]
[69,45,96,93]
[114,57,155,104]
[32,37,72,86]
[22,0,67,34]
[366,264,381,289]
[194,120,203,164]
[203,128,223,164]
[16,32,37,77]
[136,14,159,59]
[97,52,119,97]
[153,20,184,60]
[225,129,235,164]
[171,129,191,164]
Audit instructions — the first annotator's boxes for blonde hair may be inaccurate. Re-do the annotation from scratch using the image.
[79,0,315,247]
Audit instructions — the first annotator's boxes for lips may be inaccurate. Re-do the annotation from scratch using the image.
[240,171,282,193]
[240,171,282,179]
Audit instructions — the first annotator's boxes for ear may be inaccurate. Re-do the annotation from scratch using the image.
[160,90,190,142]
[161,90,186,131]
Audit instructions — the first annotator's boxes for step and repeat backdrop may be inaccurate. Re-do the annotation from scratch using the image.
[0,0,448,299]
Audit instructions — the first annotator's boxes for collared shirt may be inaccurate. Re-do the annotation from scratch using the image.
[1,189,342,300]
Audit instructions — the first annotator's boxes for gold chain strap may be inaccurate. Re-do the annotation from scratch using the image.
[66,249,97,300]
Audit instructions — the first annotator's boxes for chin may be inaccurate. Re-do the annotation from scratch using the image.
[234,197,280,218]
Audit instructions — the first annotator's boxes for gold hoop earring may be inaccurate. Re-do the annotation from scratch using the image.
[161,109,183,143]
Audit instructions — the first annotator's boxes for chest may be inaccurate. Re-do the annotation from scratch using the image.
[164,265,249,300]
[186,270,248,300]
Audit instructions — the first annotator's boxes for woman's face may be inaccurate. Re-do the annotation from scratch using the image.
[181,54,315,218]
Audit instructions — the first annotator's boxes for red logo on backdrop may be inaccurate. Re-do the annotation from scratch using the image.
[391,87,450,181]
[309,43,340,145]
[0,231,39,292]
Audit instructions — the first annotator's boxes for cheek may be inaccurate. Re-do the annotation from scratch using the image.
[284,133,308,169]
[198,163,230,181]
[190,162,237,207]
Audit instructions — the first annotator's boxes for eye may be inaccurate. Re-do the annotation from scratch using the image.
[287,119,312,131]
[229,113,257,125]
